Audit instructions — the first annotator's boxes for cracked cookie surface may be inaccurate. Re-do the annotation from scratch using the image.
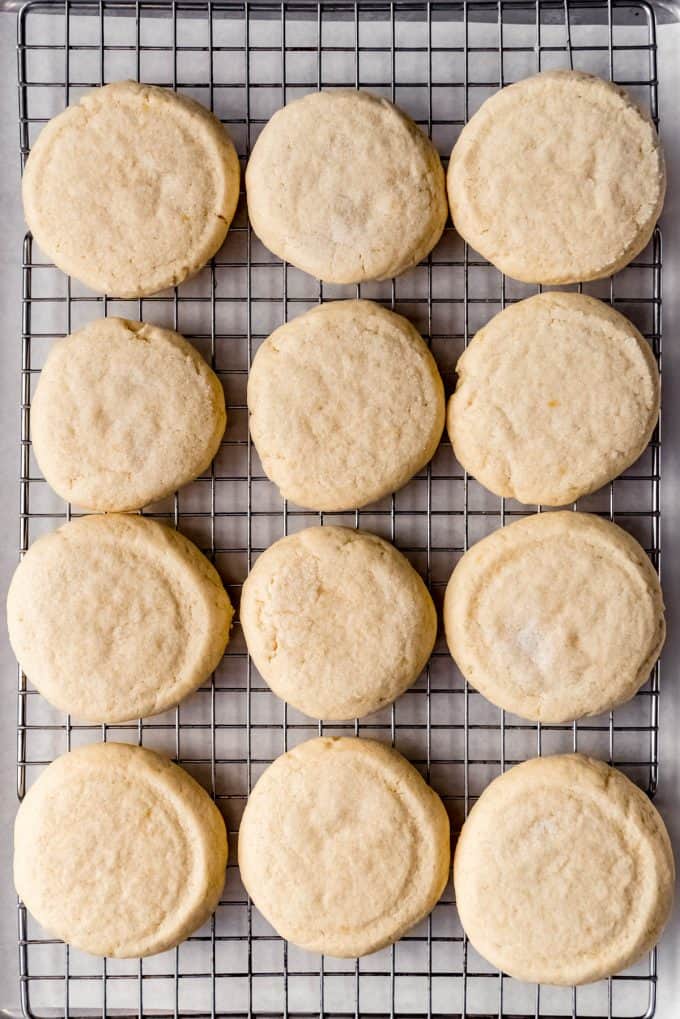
[22,80,240,297]
[447,292,659,506]
[454,754,674,985]
[447,71,665,284]
[31,317,227,512]
[14,742,228,958]
[246,89,447,283]
[240,526,437,720]
[238,736,450,957]
[443,511,665,723]
[247,299,445,511]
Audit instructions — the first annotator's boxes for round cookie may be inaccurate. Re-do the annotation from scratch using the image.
[448,292,660,506]
[7,514,233,723]
[248,300,445,510]
[31,317,227,512]
[240,526,437,720]
[238,737,450,957]
[454,753,674,985]
[14,742,228,958]
[447,71,665,284]
[246,89,447,283]
[444,512,665,723]
[22,80,240,297]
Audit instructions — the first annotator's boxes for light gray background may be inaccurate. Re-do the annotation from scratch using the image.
[0,7,678,1016]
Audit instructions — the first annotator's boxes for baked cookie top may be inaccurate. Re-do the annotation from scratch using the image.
[7,514,233,723]
[454,753,674,985]
[447,71,665,284]
[444,511,665,723]
[31,317,226,512]
[22,80,240,297]
[448,292,659,506]
[246,89,447,283]
[14,742,228,958]
[238,736,450,957]
[247,299,445,511]
[240,526,437,720]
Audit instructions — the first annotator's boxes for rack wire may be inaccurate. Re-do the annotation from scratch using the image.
[13,0,664,1016]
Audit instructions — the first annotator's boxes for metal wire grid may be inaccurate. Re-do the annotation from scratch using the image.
[13,0,663,1016]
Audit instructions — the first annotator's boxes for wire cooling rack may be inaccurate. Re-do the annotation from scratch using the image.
[12,0,665,1016]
